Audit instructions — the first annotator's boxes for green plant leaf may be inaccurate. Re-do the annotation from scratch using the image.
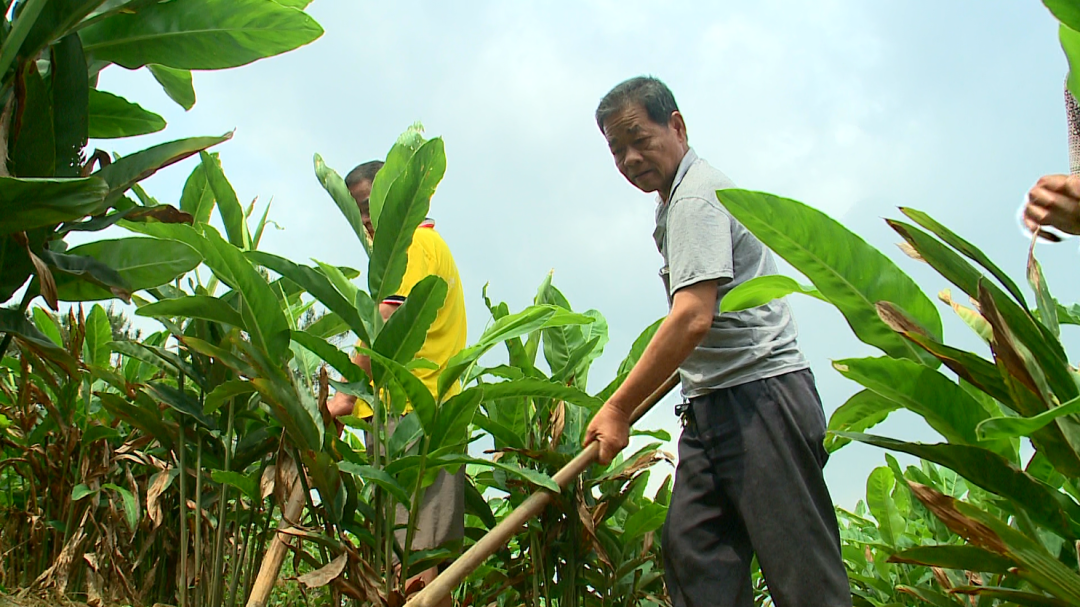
[949,585,1072,607]
[180,156,216,225]
[137,295,243,327]
[824,390,900,453]
[430,387,484,452]
[95,134,231,206]
[51,33,90,178]
[313,153,369,256]
[718,190,941,362]
[888,545,1016,574]
[72,484,96,502]
[435,453,559,493]
[372,275,447,364]
[1028,248,1059,338]
[479,377,603,412]
[146,382,216,430]
[211,470,258,500]
[79,0,324,70]
[843,432,1080,541]
[31,307,62,346]
[834,357,1001,451]
[369,124,426,230]
[38,247,133,301]
[977,394,1080,442]
[102,483,140,531]
[866,467,905,546]
[338,462,411,504]
[1064,24,1080,100]
[147,64,195,110]
[87,89,166,138]
[1048,1,1080,36]
[97,391,174,449]
[621,501,667,541]
[199,151,248,248]
[247,251,369,346]
[204,379,255,415]
[0,308,77,372]
[361,347,436,428]
[0,177,109,235]
[719,275,826,313]
[85,304,113,367]
[0,0,50,79]
[53,237,201,301]
[368,137,446,304]
[292,331,367,383]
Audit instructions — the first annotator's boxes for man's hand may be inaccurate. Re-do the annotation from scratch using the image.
[584,405,631,466]
[1025,174,1080,237]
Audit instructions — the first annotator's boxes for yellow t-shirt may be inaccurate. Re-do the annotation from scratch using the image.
[354,220,467,417]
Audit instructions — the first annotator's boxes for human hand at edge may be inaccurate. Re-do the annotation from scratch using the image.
[584,404,631,466]
[1025,174,1080,238]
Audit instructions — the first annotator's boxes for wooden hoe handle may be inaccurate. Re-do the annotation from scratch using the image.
[405,372,681,607]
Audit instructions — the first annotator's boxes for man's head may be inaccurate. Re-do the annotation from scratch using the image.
[595,76,689,199]
[345,160,384,236]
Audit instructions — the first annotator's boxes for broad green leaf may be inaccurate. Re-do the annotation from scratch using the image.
[0,308,77,372]
[38,247,132,301]
[0,0,51,79]
[313,153,369,256]
[621,501,667,541]
[338,462,411,504]
[137,295,244,327]
[897,330,1012,406]
[824,390,899,453]
[888,545,1016,574]
[72,484,97,502]
[949,585,1076,607]
[834,357,1004,453]
[305,312,349,340]
[596,316,665,402]
[1064,24,1080,99]
[720,275,826,313]
[102,483,140,531]
[251,372,323,452]
[292,331,367,383]
[1046,0,1080,32]
[247,251,369,345]
[313,260,360,302]
[87,89,165,138]
[212,470,258,500]
[463,479,497,529]
[52,33,90,178]
[31,307,62,346]
[892,221,1075,403]
[438,305,593,399]
[977,394,1080,441]
[85,304,113,367]
[1028,248,1059,337]
[435,453,559,493]
[146,382,216,429]
[53,238,201,301]
[97,391,174,449]
[866,467,905,546]
[901,208,1028,307]
[80,0,324,70]
[200,151,248,248]
[95,134,231,206]
[180,156,216,225]
[718,190,941,362]
[479,377,603,412]
[843,432,1080,541]
[370,124,426,230]
[147,64,195,110]
[474,414,526,451]
[0,177,108,235]
[360,347,436,427]
[204,379,255,415]
[373,275,447,364]
[369,138,446,304]
[430,388,484,453]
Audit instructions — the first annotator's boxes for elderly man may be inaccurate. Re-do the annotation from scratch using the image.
[327,160,467,605]
[584,77,851,607]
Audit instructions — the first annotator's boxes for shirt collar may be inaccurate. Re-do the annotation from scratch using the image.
[419,217,435,228]
[658,147,699,205]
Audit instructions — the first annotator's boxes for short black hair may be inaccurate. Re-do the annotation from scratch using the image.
[595,76,680,132]
[345,160,384,188]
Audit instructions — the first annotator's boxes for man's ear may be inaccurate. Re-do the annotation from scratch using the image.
[670,111,688,143]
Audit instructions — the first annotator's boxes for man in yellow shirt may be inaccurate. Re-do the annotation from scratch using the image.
[326,159,467,602]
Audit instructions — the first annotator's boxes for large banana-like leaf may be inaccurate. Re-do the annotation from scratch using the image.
[865,467,905,547]
[87,89,165,138]
[0,308,77,372]
[361,347,436,430]
[147,64,195,110]
[888,545,1016,574]
[824,390,899,453]
[53,237,200,301]
[180,156,216,225]
[478,377,603,412]
[136,295,244,328]
[199,151,248,248]
[52,34,89,178]
[79,0,323,70]
[372,275,447,365]
[291,330,367,383]
[39,247,132,301]
[842,432,1080,541]
[95,133,231,206]
[247,251,370,346]
[313,154,369,256]
[0,177,108,235]
[717,190,941,363]
[369,124,426,230]
[368,137,446,304]
[84,304,112,367]
[833,357,1008,457]
[977,394,1080,442]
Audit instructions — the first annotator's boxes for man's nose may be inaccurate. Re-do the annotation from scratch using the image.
[623,146,644,166]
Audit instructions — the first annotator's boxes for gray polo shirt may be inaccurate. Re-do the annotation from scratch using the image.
[654,148,808,398]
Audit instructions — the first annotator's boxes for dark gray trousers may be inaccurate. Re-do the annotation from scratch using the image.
[662,369,851,607]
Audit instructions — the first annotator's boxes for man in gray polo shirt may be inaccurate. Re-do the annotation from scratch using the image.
[584,76,851,607]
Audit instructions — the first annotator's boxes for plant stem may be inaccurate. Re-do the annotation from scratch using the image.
[179,427,189,607]
[211,397,235,607]
[194,434,203,607]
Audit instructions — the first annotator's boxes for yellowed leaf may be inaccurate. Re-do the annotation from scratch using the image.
[297,552,348,588]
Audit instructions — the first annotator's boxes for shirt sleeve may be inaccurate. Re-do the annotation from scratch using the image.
[664,196,733,296]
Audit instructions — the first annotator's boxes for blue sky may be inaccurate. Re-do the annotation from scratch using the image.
[90,0,1078,507]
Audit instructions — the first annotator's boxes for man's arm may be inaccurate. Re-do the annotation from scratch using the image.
[327,302,399,419]
[1025,174,1080,237]
[584,280,717,465]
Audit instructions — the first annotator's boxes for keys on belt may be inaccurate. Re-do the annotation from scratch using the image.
[675,401,692,427]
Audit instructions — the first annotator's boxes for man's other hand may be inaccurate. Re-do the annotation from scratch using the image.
[584,405,631,466]
[1025,174,1080,237]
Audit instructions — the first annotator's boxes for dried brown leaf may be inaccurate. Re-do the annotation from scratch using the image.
[908,482,1008,554]
[260,464,276,500]
[550,401,566,446]
[876,302,930,338]
[897,241,924,262]
[297,553,348,588]
[146,469,171,528]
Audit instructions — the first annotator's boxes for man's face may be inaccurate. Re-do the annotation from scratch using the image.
[602,103,688,198]
[349,179,375,236]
